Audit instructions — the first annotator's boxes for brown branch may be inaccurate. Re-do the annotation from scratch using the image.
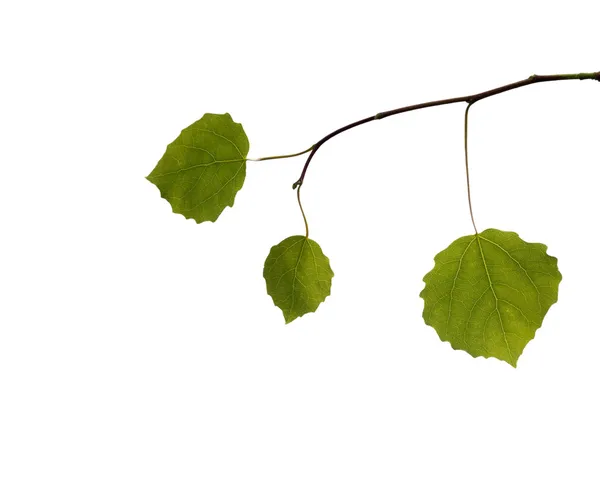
[293,71,600,189]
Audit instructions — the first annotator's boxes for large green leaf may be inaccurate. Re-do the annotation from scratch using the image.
[146,113,249,223]
[420,228,561,367]
[264,236,334,324]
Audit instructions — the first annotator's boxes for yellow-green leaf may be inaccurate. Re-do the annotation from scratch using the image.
[146,113,249,223]
[420,228,561,367]
[264,236,334,324]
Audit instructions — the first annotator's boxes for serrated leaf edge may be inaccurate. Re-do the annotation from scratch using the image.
[263,236,335,324]
[146,113,249,224]
[419,228,562,367]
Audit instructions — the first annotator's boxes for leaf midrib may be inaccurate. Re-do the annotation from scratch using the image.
[288,237,308,320]
[476,235,514,364]
[147,157,245,179]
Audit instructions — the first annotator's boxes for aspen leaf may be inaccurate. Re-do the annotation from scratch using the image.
[420,229,561,367]
[146,113,249,223]
[264,236,334,324]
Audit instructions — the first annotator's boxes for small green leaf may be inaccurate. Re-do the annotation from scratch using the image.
[420,228,561,367]
[264,236,334,324]
[146,113,249,223]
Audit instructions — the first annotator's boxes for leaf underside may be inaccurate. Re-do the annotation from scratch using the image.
[264,236,334,324]
[420,228,561,367]
[146,113,249,223]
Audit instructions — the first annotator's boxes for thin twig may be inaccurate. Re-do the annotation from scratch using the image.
[292,71,599,189]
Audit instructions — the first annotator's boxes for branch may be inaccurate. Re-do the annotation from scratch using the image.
[292,71,600,189]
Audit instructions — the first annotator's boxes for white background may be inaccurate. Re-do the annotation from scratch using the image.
[1,1,599,479]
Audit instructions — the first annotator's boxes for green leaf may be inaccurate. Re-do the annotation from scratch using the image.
[146,113,249,223]
[263,236,334,324]
[420,228,561,367]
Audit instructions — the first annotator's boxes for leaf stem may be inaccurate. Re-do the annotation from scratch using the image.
[292,71,600,188]
[248,145,314,162]
[246,145,315,238]
[464,103,478,234]
[297,186,309,238]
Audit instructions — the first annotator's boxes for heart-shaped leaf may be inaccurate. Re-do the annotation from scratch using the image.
[420,229,561,366]
[146,113,249,223]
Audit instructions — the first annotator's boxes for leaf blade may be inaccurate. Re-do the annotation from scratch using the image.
[420,228,561,366]
[264,236,334,323]
[146,113,249,223]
